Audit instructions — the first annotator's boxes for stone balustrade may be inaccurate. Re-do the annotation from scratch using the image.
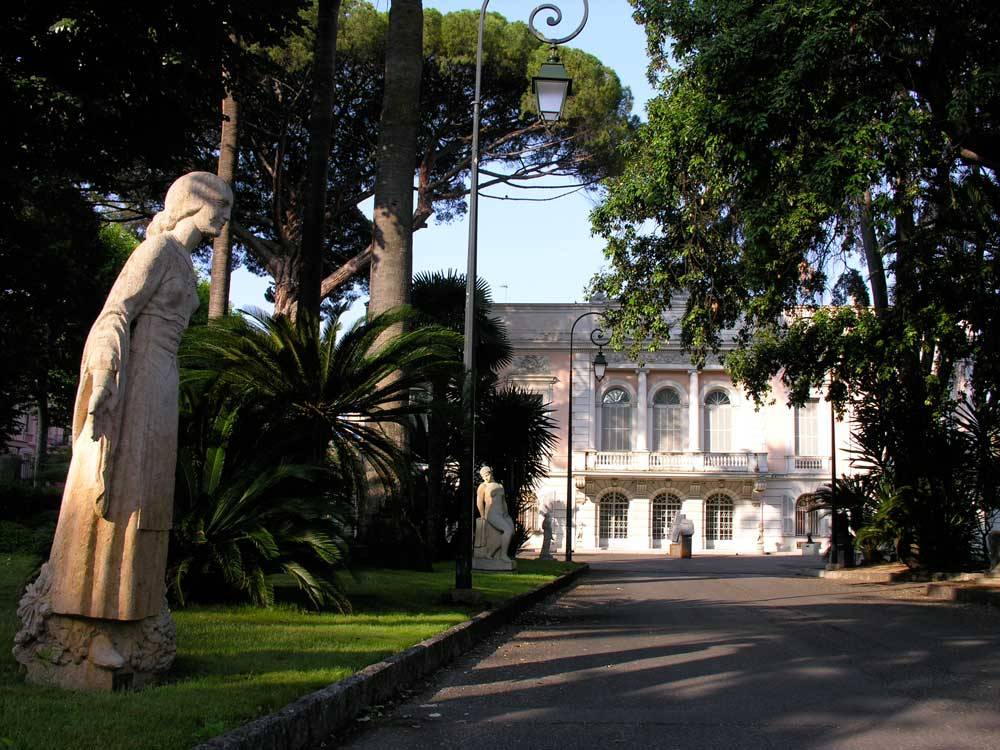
[582,450,769,474]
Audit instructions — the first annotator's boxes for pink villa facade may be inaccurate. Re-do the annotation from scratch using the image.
[492,302,847,555]
[3,413,68,482]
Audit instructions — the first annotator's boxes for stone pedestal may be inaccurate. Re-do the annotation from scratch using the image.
[803,543,822,556]
[473,557,517,571]
[669,536,692,559]
[13,564,175,691]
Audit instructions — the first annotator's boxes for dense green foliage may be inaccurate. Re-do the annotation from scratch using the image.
[2,1,308,199]
[591,0,1000,569]
[0,194,133,445]
[170,403,350,610]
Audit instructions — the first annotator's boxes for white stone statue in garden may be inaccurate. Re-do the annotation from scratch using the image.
[473,465,516,571]
[14,172,233,690]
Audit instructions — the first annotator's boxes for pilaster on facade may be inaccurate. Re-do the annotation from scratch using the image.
[688,369,700,451]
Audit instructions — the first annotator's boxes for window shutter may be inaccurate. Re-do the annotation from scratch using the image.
[782,496,794,534]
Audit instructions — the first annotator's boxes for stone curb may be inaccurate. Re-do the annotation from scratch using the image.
[924,582,1000,607]
[818,567,990,584]
[193,564,589,750]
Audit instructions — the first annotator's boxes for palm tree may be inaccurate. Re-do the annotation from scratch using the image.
[170,398,351,610]
[181,306,460,503]
[410,271,513,556]
[411,269,513,378]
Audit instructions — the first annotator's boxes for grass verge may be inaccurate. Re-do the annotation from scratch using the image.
[0,553,579,750]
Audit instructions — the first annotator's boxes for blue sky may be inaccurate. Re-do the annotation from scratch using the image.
[228,0,658,319]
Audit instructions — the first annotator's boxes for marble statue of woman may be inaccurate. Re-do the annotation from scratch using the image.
[14,172,232,690]
[473,465,516,571]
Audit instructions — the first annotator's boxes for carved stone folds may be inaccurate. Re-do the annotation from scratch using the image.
[14,564,176,691]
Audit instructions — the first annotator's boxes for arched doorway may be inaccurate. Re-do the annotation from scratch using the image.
[704,493,734,549]
[598,491,629,548]
[651,492,683,548]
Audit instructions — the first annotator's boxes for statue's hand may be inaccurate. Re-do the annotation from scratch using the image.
[88,370,118,438]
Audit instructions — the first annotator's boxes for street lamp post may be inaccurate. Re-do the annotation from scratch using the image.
[565,312,608,562]
[827,399,840,568]
[457,1,590,590]
[753,468,767,553]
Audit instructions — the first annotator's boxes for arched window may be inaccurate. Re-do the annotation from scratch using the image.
[795,495,818,536]
[705,493,734,542]
[704,390,732,452]
[599,492,629,540]
[652,387,683,452]
[601,388,632,451]
[651,492,683,541]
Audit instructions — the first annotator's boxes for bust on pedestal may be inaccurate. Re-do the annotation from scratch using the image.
[473,466,516,571]
[13,172,233,691]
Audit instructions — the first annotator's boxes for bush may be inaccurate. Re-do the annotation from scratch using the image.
[0,519,54,556]
[0,481,61,522]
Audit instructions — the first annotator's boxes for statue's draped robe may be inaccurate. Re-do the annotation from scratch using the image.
[49,235,199,621]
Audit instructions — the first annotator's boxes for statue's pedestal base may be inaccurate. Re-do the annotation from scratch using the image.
[669,536,693,559]
[473,557,517,571]
[14,564,175,691]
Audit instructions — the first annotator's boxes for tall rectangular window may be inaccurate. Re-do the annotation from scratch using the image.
[601,388,632,452]
[652,387,683,452]
[704,390,732,452]
[795,399,820,455]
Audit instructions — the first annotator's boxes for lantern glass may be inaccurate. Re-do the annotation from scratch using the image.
[593,350,608,382]
[532,62,573,122]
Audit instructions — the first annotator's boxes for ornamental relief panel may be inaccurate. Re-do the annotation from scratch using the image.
[580,477,750,500]
[511,354,551,374]
[603,349,723,367]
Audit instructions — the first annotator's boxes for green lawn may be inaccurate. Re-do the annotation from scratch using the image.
[0,553,579,750]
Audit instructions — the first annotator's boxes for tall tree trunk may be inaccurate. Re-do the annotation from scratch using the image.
[369,8,423,326]
[860,189,888,314]
[32,376,48,488]
[296,0,342,322]
[368,0,423,447]
[271,256,300,318]
[209,91,239,320]
[363,0,423,529]
[368,0,423,326]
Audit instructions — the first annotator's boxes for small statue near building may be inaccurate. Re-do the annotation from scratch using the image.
[14,172,233,691]
[538,508,554,560]
[473,465,516,571]
[669,511,695,559]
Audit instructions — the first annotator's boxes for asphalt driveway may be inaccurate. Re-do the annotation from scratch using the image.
[335,554,1000,749]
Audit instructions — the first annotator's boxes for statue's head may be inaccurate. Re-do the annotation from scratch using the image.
[479,465,493,482]
[147,171,233,240]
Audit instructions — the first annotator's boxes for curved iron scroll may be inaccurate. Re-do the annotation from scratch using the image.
[528,1,589,46]
[590,326,610,347]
